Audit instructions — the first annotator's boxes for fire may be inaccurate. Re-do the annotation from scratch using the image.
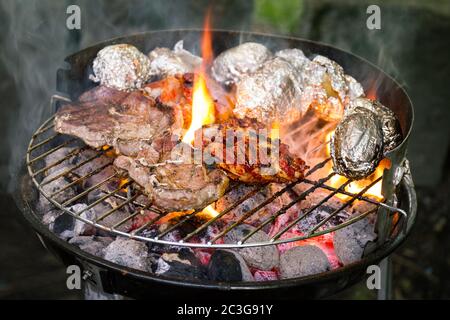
[182,74,216,144]
[325,131,388,201]
[200,205,220,219]
[182,9,216,144]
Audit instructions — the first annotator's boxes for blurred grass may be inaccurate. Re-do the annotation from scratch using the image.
[253,0,304,34]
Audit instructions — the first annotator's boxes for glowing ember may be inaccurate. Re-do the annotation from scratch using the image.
[200,205,220,219]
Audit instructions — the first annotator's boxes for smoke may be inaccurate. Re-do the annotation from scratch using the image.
[0,0,253,194]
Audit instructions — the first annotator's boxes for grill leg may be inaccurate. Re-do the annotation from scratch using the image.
[377,257,392,300]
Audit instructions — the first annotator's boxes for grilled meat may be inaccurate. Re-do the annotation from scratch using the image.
[114,141,229,212]
[200,119,309,184]
[54,74,194,152]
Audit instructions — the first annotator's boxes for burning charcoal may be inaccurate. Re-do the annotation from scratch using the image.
[42,204,99,240]
[207,250,254,282]
[297,205,350,234]
[253,270,279,281]
[223,225,279,271]
[330,108,384,180]
[345,97,403,153]
[69,236,114,257]
[87,189,133,233]
[215,184,273,226]
[70,149,113,180]
[90,44,152,91]
[234,57,303,124]
[212,42,272,86]
[73,203,98,236]
[155,250,208,280]
[42,210,75,240]
[44,146,76,176]
[333,217,376,265]
[148,40,202,78]
[38,168,76,213]
[279,245,330,279]
[103,237,151,272]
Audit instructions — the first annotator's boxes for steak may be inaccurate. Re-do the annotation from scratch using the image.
[114,140,229,212]
[200,118,309,184]
[54,74,194,152]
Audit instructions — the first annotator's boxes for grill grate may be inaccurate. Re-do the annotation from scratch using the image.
[26,98,407,249]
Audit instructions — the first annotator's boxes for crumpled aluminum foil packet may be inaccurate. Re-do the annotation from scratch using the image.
[331,108,384,180]
[90,44,152,91]
[211,42,272,86]
[345,97,403,152]
[148,40,202,78]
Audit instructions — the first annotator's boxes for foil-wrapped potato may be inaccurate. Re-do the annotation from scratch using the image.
[148,40,202,77]
[234,57,303,124]
[212,42,272,86]
[331,108,384,180]
[345,98,403,152]
[90,44,152,91]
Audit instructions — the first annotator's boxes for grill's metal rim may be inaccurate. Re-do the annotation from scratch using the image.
[27,113,405,249]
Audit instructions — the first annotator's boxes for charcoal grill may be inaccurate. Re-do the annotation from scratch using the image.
[18,29,416,299]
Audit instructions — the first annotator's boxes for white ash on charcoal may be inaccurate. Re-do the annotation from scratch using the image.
[207,250,254,282]
[90,44,152,91]
[86,189,133,233]
[68,236,114,257]
[43,146,76,177]
[297,204,351,234]
[103,237,152,272]
[42,204,97,240]
[215,184,277,228]
[141,228,186,254]
[333,216,377,265]
[212,42,272,86]
[155,249,208,281]
[223,225,279,271]
[69,148,114,181]
[148,40,202,78]
[38,167,77,213]
[42,210,75,240]
[279,245,331,279]
[331,108,384,179]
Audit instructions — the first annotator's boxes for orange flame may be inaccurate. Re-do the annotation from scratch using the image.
[200,205,220,219]
[325,131,388,201]
[182,8,216,144]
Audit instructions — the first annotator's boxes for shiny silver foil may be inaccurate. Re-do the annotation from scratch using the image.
[345,98,402,152]
[148,40,202,77]
[331,108,384,180]
[310,55,348,101]
[234,57,303,123]
[211,42,272,86]
[280,53,364,121]
[275,48,309,72]
[90,44,152,91]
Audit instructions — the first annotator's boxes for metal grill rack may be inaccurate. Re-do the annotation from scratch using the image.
[27,99,407,249]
